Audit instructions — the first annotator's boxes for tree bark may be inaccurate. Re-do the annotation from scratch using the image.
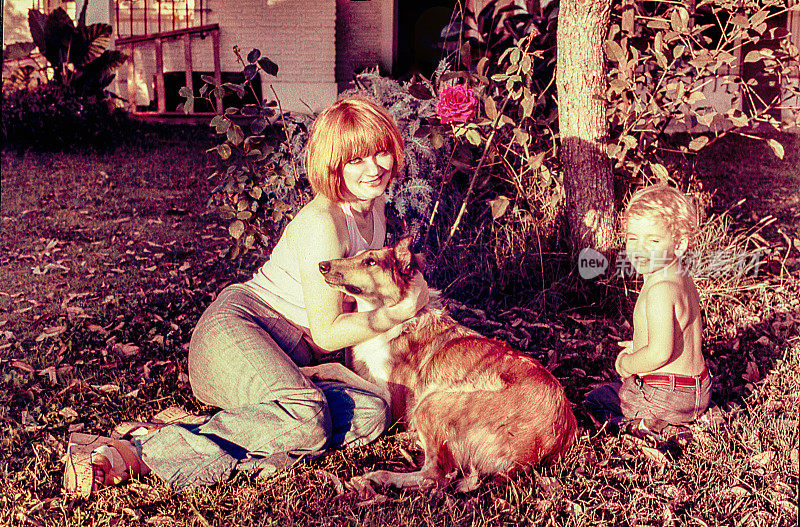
[556,0,616,253]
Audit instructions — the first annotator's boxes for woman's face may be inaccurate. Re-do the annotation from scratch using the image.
[340,150,394,202]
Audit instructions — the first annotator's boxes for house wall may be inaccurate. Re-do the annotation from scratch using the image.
[3,0,35,47]
[112,0,338,114]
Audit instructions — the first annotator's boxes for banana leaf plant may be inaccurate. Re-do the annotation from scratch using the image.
[25,1,127,96]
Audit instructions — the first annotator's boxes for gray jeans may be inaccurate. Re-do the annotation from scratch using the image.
[585,373,712,428]
[137,284,390,489]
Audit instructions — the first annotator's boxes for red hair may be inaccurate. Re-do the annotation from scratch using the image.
[305,97,404,202]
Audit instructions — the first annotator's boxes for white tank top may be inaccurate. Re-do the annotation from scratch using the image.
[242,203,385,329]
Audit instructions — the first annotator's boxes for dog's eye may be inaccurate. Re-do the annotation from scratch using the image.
[363,257,376,266]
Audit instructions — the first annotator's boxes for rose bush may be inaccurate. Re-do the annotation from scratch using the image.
[437,84,477,123]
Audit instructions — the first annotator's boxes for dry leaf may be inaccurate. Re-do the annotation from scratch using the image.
[35,325,66,342]
[718,485,751,499]
[114,343,141,357]
[492,496,516,514]
[11,360,35,372]
[656,484,684,501]
[59,407,79,420]
[87,324,109,334]
[640,445,668,466]
[749,451,775,468]
[145,514,178,526]
[92,383,120,393]
[566,500,584,516]
[32,263,69,275]
[38,365,57,385]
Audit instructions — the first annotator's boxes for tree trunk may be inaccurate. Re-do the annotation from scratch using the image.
[556,0,616,254]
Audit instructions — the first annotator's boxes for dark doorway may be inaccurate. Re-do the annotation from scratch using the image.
[395,1,457,80]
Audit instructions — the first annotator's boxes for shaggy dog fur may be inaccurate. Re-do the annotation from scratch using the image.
[313,237,577,492]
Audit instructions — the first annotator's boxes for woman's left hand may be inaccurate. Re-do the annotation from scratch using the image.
[387,272,429,323]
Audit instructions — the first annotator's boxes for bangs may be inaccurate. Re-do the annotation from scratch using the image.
[334,113,393,168]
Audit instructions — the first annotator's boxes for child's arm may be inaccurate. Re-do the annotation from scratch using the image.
[615,341,634,378]
[618,282,679,375]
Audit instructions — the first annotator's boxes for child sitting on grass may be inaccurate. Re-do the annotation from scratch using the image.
[585,184,712,442]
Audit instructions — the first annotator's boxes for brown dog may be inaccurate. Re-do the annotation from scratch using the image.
[314,237,577,492]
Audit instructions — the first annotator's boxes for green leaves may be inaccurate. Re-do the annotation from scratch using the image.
[182,48,311,258]
[257,57,279,77]
[247,48,261,63]
[229,219,245,239]
[23,7,125,97]
[604,40,626,64]
[689,136,710,151]
[670,7,690,33]
[603,1,797,183]
[408,82,434,100]
[244,64,258,81]
[489,196,511,220]
[227,124,245,146]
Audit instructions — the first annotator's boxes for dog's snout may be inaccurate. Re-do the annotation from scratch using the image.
[319,261,331,274]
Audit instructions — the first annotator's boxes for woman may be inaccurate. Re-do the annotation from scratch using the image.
[64,97,429,495]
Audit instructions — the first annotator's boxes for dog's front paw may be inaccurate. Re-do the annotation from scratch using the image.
[346,474,386,504]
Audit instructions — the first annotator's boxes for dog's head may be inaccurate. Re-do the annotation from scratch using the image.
[319,236,425,307]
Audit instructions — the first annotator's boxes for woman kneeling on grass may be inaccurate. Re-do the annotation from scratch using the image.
[64,96,430,496]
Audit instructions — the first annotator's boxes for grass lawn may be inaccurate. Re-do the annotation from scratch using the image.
[1,129,798,526]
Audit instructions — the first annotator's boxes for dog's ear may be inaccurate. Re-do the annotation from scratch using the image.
[393,236,417,277]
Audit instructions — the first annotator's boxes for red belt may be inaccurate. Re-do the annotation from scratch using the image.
[640,367,709,388]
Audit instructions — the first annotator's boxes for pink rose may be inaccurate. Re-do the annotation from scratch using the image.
[437,84,477,124]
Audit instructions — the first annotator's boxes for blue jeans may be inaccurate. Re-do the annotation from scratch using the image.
[136,284,390,489]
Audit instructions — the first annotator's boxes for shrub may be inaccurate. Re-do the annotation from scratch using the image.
[1,83,129,151]
[182,47,313,258]
[2,5,129,152]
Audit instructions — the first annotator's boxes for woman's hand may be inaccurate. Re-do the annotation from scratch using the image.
[386,272,429,323]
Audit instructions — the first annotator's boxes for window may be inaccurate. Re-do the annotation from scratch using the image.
[114,0,208,38]
[31,1,76,18]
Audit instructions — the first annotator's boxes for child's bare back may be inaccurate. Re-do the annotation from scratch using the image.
[629,265,705,377]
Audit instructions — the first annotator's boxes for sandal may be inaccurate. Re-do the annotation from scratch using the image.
[63,433,142,498]
[112,406,208,439]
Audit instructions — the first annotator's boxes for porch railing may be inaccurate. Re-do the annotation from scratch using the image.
[115,23,221,116]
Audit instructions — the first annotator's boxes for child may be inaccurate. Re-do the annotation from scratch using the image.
[585,184,711,441]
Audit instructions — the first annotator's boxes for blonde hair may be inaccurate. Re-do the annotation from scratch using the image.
[623,184,699,247]
[305,97,404,202]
